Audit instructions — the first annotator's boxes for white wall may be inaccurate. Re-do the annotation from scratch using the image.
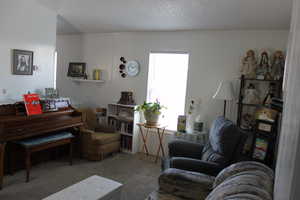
[57,30,288,126]
[0,0,57,102]
[56,35,83,105]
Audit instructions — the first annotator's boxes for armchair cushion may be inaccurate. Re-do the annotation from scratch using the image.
[201,116,243,166]
[159,168,214,200]
[168,140,204,159]
[92,132,121,145]
[170,157,223,176]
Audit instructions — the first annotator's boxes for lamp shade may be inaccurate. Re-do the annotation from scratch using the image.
[213,81,235,101]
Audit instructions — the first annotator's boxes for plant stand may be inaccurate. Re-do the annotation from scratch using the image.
[137,123,167,163]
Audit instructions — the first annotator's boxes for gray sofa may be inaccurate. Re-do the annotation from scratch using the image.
[147,161,274,200]
[163,116,247,176]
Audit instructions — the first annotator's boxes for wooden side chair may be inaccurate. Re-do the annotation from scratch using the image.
[15,132,74,182]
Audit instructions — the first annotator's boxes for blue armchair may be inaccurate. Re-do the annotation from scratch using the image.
[163,116,247,176]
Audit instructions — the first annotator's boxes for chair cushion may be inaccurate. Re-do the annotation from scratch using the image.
[201,116,242,166]
[92,132,121,145]
[15,132,74,147]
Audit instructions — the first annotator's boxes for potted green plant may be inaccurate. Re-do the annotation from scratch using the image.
[136,100,166,126]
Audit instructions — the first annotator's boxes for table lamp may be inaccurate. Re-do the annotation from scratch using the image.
[213,81,235,117]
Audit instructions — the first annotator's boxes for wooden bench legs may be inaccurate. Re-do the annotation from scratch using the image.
[69,142,73,166]
[0,143,6,190]
[23,138,73,183]
[25,149,31,183]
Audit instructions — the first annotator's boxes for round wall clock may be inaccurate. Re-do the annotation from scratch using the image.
[125,60,140,77]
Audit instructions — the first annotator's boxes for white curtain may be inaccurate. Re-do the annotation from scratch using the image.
[274,0,300,199]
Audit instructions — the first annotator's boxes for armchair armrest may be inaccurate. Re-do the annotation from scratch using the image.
[80,128,94,136]
[168,140,203,159]
[170,157,224,176]
[159,168,214,200]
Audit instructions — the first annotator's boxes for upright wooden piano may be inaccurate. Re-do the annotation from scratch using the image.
[0,103,83,189]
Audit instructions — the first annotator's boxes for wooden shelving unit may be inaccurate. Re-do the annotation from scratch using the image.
[107,103,140,153]
[237,75,283,167]
[237,76,283,130]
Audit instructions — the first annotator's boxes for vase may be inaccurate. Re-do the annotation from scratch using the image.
[144,110,160,126]
[93,69,101,80]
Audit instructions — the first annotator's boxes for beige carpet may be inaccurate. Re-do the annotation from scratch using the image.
[0,153,160,200]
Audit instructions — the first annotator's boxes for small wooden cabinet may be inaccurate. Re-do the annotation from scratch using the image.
[107,104,140,153]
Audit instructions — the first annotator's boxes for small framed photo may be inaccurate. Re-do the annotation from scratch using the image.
[67,62,86,77]
[258,122,272,132]
[12,49,34,75]
[256,119,274,133]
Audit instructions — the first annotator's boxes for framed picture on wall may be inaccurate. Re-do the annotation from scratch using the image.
[67,62,86,77]
[12,49,34,75]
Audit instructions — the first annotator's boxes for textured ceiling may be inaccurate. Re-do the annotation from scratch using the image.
[37,0,293,34]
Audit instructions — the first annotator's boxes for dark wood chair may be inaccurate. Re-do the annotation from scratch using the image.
[15,132,74,182]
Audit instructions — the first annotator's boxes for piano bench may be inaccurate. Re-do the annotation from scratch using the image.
[14,132,74,183]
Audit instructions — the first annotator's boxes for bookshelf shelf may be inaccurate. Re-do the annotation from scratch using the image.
[108,103,139,154]
[118,131,133,137]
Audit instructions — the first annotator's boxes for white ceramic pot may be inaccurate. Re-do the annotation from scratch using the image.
[144,110,160,126]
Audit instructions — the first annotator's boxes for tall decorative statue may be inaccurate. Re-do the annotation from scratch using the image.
[257,51,271,80]
[272,50,285,80]
[241,50,257,78]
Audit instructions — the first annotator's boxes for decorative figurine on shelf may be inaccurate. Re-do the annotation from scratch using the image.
[272,50,285,80]
[257,51,271,80]
[263,82,276,105]
[117,91,136,105]
[241,50,257,79]
[241,113,254,130]
[255,107,278,122]
[243,83,260,104]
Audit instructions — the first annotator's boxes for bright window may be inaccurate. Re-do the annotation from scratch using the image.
[147,52,189,131]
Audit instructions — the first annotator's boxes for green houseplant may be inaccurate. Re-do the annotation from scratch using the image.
[136,100,165,126]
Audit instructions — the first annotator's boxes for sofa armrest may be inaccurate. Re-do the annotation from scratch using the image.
[170,157,224,176]
[159,168,214,200]
[168,140,203,159]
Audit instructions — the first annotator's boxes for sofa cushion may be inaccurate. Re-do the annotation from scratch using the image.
[221,193,265,200]
[214,161,274,188]
[207,162,274,200]
[206,179,272,200]
[201,116,242,166]
[159,168,214,200]
[92,133,121,145]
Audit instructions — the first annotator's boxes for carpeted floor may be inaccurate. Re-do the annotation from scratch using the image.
[0,153,161,200]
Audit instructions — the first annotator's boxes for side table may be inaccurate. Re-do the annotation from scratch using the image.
[137,123,167,163]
